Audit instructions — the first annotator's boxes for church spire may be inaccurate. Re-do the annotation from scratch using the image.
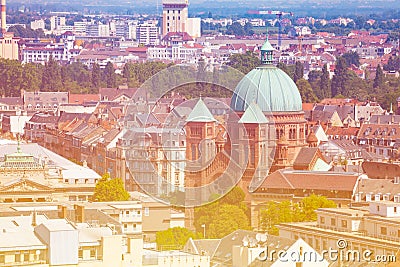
[260,25,274,65]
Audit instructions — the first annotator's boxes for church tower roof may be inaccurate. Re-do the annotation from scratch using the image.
[238,102,268,124]
[186,97,217,123]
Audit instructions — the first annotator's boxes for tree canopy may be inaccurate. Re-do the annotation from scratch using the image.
[93,173,130,202]
[342,51,360,67]
[226,22,254,36]
[155,227,200,250]
[194,186,250,239]
[227,51,260,74]
[260,194,336,235]
[296,78,318,103]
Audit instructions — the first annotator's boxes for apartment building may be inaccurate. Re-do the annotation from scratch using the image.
[278,201,400,264]
[136,23,159,45]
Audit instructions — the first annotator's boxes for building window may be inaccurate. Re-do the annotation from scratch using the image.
[320,216,325,224]
[0,254,4,264]
[341,220,347,228]
[395,207,398,213]
[23,252,29,262]
[144,207,149,216]
[78,248,83,259]
[377,205,380,212]
[90,248,96,258]
[331,218,336,226]
[381,227,387,235]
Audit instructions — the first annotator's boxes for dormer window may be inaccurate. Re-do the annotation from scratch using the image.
[375,194,381,201]
[366,193,372,202]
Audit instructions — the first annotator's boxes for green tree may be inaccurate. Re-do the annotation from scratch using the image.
[21,63,42,92]
[226,21,245,36]
[319,64,331,99]
[41,55,62,91]
[298,194,336,221]
[91,63,102,89]
[296,78,318,102]
[260,201,296,235]
[243,22,254,35]
[194,186,249,238]
[293,61,304,83]
[384,56,400,71]
[277,61,294,79]
[155,227,200,250]
[342,51,360,67]
[207,204,251,238]
[103,61,116,88]
[227,51,259,74]
[93,173,130,202]
[374,64,385,89]
[331,57,349,97]
[260,195,336,235]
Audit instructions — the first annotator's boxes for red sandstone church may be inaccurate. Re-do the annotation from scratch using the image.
[183,37,323,206]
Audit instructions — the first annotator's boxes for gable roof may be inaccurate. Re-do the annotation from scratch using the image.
[293,147,330,171]
[99,88,138,101]
[0,179,54,192]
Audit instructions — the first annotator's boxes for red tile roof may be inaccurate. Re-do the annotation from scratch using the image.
[255,169,359,192]
[162,32,193,42]
[69,94,100,104]
[326,126,359,137]
[302,103,315,111]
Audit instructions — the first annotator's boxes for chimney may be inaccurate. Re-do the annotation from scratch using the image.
[1,0,6,34]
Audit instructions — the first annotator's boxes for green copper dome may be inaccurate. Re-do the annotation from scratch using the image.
[231,37,302,113]
[230,65,302,112]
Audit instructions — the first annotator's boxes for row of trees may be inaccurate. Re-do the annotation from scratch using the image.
[0,58,171,97]
[3,50,399,109]
[0,58,107,96]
